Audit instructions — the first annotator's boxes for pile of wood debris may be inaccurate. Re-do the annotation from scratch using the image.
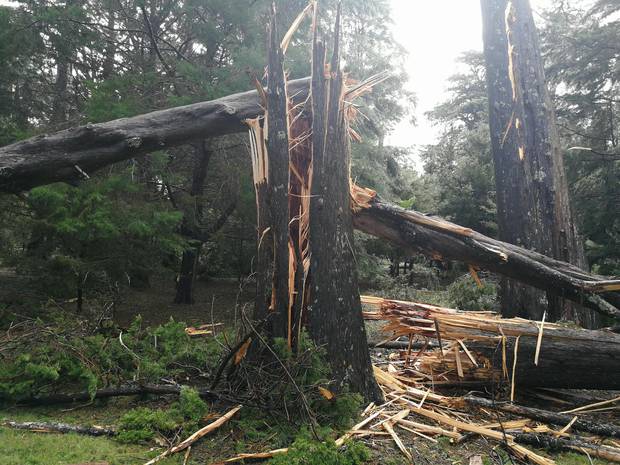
[212,296,620,464]
[356,295,620,464]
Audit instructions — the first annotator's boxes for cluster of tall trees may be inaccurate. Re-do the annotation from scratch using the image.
[0,0,410,306]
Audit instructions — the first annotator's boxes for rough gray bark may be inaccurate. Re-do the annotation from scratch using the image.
[353,194,620,319]
[265,11,291,339]
[307,14,382,402]
[0,78,310,193]
[480,0,593,326]
[467,328,620,390]
[19,383,218,406]
[513,433,620,462]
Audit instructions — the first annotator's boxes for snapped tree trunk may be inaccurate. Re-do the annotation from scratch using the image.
[2,64,619,322]
[265,11,291,339]
[480,0,594,327]
[352,188,620,320]
[368,296,620,390]
[0,78,310,193]
[306,12,382,402]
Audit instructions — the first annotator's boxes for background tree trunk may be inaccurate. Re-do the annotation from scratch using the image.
[480,0,596,327]
[174,141,212,304]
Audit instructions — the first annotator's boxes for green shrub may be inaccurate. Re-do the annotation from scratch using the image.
[117,407,179,443]
[0,315,225,403]
[267,431,370,465]
[446,274,498,311]
[177,385,209,423]
[117,387,209,443]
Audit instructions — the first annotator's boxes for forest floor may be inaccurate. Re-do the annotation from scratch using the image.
[0,275,615,465]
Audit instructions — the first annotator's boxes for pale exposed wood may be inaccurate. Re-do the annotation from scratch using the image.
[143,405,241,465]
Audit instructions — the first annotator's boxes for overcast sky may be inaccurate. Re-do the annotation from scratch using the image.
[386,0,556,159]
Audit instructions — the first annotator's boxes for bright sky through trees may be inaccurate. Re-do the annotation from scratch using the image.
[387,0,563,161]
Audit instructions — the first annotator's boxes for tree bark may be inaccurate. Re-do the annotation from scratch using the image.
[306,13,382,402]
[0,78,310,193]
[475,333,620,389]
[18,383,218,406]
[513,433,620,462]
[480,0,593,326]
[1,419,116,437]
[265,10,291,339]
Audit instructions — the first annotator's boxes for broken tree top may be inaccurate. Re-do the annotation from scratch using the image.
[0,77,619,320]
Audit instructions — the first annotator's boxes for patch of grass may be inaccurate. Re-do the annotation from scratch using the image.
[556,452,610,465]
[0,427,184,465]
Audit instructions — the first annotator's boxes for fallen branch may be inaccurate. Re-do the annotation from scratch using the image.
[514,433,620,463]
[464,396,620,439]
[20,383,219,406]
[0,79,310,193]
[352,186,620,320]
[213,408,381,464]
[144,405,241,465]
[1,419,115,436]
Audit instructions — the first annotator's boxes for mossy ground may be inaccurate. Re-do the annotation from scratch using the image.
[0,279,615,465]
[2,397,614,465]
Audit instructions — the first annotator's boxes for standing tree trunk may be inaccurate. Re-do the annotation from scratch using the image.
[480,0,596,327]
[264,10,291,339]
[306,10,382,402]
[174,141,212,304]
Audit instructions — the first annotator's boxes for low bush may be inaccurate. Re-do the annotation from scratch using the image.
[267,430,370,465]
[116,386,209,443]
[0,315,225,402]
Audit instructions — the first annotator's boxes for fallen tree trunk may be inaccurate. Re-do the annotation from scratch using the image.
[366,296,620,390]
[1,82,618,320]
[1,419,116,436]
[352,187,620,319]
[0,78,310,193]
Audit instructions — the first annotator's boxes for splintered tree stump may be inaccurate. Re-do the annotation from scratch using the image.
[305,9,382,402]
